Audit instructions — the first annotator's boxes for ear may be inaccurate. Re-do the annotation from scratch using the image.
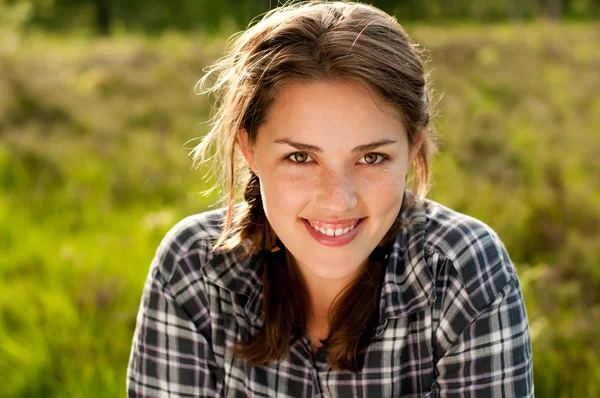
[237,129,257,171]
[408,130,424,165]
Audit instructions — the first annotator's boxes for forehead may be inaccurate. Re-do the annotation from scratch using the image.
[257,80,407,146]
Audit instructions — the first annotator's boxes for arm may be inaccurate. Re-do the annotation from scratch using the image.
[127,255,221,397]
[433,278,534,397]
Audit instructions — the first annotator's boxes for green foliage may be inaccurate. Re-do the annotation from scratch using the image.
[1,0,598,35]
[1,23,599,397]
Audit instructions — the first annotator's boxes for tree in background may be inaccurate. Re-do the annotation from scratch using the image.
[2,0,597,35]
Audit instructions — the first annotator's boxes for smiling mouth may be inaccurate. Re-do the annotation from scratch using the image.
[304,218,363,237]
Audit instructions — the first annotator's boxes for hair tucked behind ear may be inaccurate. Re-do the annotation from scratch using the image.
[192,1,437,371]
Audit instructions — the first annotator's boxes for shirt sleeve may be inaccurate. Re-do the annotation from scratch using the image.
[432,277,534,397]
[126,252,221,397]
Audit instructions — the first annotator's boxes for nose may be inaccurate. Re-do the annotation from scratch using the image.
[315,169,358,214]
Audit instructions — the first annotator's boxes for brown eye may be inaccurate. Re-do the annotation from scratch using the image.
[363,153,380,164]
[289,152,312,163]
[359,153,388,165]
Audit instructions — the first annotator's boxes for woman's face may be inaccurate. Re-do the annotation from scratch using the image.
[238,81,419,286]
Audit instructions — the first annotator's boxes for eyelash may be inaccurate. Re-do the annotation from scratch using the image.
[285,152,390,165]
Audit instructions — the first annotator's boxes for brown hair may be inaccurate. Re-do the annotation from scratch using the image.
[192,1,437,371]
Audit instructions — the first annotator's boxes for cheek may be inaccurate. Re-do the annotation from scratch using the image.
[259,172,311,218]
[358,170,406,210]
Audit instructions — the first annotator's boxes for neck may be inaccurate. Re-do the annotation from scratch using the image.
[284,251,368,328]
[305,277,346,319]
[299,261,368,325]
[303,278,344,351]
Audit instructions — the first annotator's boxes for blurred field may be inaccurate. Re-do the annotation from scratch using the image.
[0,23,599,397]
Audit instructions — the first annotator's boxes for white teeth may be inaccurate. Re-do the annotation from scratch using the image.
[307,219,360,237]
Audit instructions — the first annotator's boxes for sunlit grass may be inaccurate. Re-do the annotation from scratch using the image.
[1,22,599,397]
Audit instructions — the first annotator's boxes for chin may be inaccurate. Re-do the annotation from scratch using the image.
[298,252,366,281]
[307,264,362,281]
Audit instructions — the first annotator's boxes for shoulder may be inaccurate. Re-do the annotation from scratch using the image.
[151,207,226,284]
[420,199,516,311]
[150,206,262,300]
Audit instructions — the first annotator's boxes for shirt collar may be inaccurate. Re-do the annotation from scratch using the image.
[202,192,434,328]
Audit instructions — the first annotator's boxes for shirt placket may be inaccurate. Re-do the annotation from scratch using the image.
[313,346,331,398]
[287,334,327,398]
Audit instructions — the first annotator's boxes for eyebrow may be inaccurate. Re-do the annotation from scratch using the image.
[273,138,398,154]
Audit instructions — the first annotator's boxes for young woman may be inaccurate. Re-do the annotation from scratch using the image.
[127,2,534,397]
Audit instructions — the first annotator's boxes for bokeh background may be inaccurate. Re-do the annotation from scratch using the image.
[1,0,598,396]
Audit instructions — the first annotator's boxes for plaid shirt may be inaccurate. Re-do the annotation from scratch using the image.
[127,195,534,397]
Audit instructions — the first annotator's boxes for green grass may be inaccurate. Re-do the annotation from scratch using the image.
[1,23,599,397]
